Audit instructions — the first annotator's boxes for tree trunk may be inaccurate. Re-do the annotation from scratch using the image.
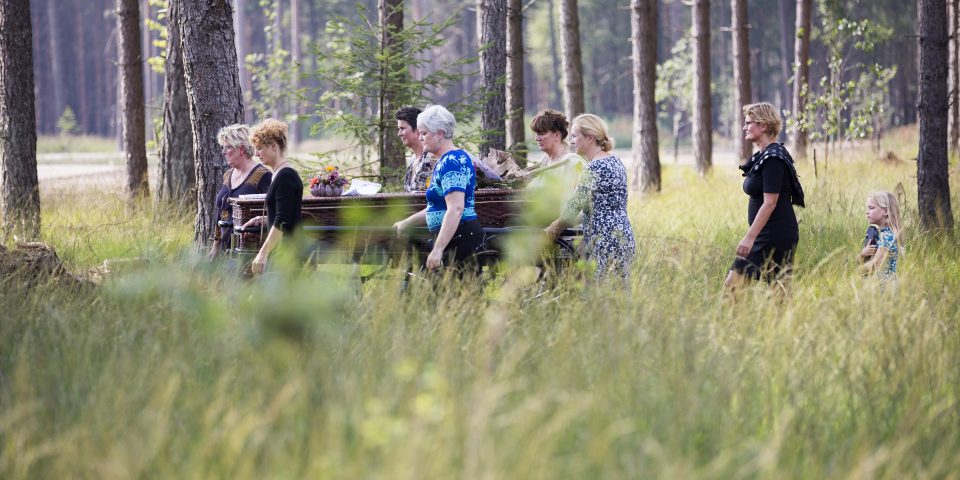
[270,0,282,120]
[290,0,300,148]
[45,0,64,126]
[117,0,149,201]
[0,0,40,241]
[792,0,811,160]
[75,3,89,134]
[234,0,251,124]
[157,0,194,205]
[548,0,562,107]
[631,0,660,192]
[918,0,954,230]
[692,0,712,175]
[948,0,959,154]
[777,0,792,122]
[506,0,526,165]
[379,0,406,182]
[732,0,752,163]
[178,0,245,247]
[559,0,584,119]
[477,0,507,156]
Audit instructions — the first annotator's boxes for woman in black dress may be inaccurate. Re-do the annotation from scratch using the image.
[242,119,303,275]
[725,102,805,290]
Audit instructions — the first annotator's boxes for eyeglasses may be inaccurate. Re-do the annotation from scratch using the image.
[221,147,234,155]
[743,121,757,126]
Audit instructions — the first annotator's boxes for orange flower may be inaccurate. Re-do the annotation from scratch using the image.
[325,166,336,172]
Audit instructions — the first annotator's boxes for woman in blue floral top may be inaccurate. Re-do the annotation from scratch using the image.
[859,191,903,281]
[545,114,635,283]
[393,105,483,271]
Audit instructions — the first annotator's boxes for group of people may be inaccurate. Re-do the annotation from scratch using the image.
[391,104,636,281]
[209,101,902,288]
[212,118,302,275]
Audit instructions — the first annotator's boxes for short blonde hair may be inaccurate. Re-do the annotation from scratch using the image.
[250,118,288,153]
[573,113,614,152]
[743,102,782,138]
[217,124,255,157]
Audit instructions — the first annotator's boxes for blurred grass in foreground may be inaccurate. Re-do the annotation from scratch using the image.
[3,132,960,478]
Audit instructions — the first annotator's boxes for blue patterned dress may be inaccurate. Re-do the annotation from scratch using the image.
[562,154,635,282]
[876,226,899,279]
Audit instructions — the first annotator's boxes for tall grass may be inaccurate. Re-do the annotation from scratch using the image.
[2,135,959,478]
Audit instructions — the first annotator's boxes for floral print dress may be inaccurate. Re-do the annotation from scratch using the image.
[562,154,635,282]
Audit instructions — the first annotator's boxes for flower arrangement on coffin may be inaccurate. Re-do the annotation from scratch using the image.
[310,166,349,196]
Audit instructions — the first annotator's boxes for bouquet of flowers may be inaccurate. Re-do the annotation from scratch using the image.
[310,166,349,196]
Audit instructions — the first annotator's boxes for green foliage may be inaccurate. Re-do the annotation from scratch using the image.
[791,11,896,148]
[246,0,302,124]
[144,0,169,74]
[7,132,960,477]
[309,4,482,176]
[55,107,79,136]
[655,34,693,120]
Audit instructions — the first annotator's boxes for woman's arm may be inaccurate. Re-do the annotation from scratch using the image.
[251,226,283,274]
[426,191,465,269]
[736,192,779,257]
[394,208,428,236]
[860,246,890,276]
[546,168,591,239]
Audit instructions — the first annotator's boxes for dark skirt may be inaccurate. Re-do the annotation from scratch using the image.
[731,231,798,282]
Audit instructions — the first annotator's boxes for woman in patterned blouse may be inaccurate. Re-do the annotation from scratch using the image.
[396,106,435,192]
[209,124,272,259]
[545,114,635,282]
[393,105,483,271]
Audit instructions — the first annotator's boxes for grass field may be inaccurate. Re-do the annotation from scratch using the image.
[3,129,960,478]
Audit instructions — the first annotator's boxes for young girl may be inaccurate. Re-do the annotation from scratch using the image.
[859,191,903,280]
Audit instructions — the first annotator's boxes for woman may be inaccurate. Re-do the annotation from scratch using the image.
[241,119,303,275]
[393,105,483,271]
[545,114,635,282]
[210,124,272,259]
[396,105,435,192]
[527,109,586,193]
[724,102,805,289]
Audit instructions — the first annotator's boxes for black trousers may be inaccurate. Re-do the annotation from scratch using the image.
[428,219,485,269]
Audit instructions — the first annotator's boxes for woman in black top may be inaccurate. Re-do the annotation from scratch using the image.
[210,124,272,259]
[242,119,303,275]
[725,102,805,290]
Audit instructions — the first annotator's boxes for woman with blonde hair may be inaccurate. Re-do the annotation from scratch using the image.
[210,124,272,259]
[545,114,635,283]
[725,102,805,290]
[241,119,303,275]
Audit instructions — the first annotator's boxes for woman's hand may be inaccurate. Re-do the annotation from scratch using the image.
[544,224,562,240]
[426,248,443,270]
[251,253,267,275]
[207,242,221,261]
[393,219,407,238]
[242,216,264,230]
[736,234,756,258]
[860,245,877,259]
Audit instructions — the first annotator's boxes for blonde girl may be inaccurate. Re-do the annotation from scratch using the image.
[859,191,903,279]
